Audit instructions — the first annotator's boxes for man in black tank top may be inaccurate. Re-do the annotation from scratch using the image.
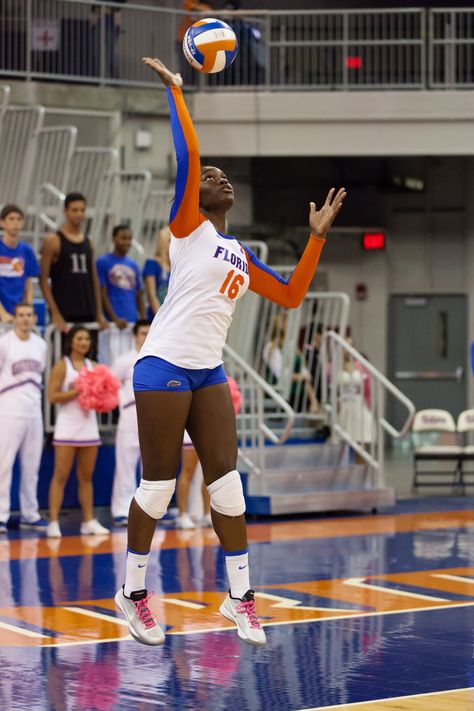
[40,192,107,333]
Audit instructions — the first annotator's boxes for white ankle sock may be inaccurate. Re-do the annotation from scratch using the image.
[124,549,150,597]
[225,550,250,599]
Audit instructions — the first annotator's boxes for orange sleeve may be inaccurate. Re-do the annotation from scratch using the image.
[243,235,326,308]
[168,86,205,238]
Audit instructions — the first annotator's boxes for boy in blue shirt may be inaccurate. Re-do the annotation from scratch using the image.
[0,204,39,323]
[96,224,145,328]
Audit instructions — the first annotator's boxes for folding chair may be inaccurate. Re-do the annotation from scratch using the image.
[412,409,462,491]
[456,409,474,491]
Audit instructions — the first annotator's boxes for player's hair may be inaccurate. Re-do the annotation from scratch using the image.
[133,319,151,335]
[63,325,92,357]
[0,204,24,220]
[112,224,131,238]
[154,226,171,267]
[13,301,34,315]
[64,192,87,209]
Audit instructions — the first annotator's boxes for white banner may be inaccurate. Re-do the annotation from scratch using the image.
[32,21,60,51]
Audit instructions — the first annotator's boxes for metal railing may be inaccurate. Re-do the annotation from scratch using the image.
[321,331,415,488]
[140,189,175,264]
[252,289,350,427]
[90,169,153,259]
[223,342,295,480]
[0,105,45,206]
[26,125,77,207]
[429,8,474,89]
[0,4,472,90]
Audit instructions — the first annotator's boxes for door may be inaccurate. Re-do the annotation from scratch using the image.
[388,294,467,429]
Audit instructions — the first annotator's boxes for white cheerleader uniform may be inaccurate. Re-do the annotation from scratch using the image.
[53,357,101,447]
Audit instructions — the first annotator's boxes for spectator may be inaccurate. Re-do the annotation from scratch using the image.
[338,336,374,453]
[0,204,39,324]
[110,319,150,526]
[220,0,266,86]
[176,0,213,84]
[97,225,145,328]
[90,0,127,78]
[47,325,109,538]
[143,226,171,319]
[302,321,323,406]
[40,192,106,333]
[0,303,47,533]
[263,312,319,412]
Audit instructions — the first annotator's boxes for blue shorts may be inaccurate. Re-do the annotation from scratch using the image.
[133,355,227,393]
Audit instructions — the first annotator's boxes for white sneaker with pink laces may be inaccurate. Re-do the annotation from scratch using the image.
[219,589,266,646]
[115,587,165,646]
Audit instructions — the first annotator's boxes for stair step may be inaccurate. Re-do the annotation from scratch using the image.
[246,488,395,516]
[256,442,351,471]
[247,464,371,495]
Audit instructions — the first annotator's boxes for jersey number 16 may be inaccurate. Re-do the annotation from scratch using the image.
[219,269,245,300]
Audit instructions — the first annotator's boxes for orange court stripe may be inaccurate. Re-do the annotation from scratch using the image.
[299,687,474,710]
[1,509,473,563]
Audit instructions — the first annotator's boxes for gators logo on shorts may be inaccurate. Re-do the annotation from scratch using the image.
[167,380,182,387]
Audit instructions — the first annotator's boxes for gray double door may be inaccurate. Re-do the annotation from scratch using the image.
[388,294,467,429]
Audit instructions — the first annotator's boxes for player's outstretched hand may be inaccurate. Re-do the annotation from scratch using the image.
[309,187,347,238]
[142,57,183,88]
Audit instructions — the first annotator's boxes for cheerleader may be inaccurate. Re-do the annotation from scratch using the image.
[47,326,109,538]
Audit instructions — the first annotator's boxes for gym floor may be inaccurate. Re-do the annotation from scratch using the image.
[0,498,473,710]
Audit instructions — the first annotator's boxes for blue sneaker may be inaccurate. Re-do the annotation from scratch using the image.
[113,516,128,527]
[0,522,7,534]
[19,518,48,531]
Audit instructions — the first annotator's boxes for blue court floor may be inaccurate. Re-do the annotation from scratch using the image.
[0,499,473,710]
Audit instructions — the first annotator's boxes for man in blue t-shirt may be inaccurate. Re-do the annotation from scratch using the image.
[0,204,40,324]
[96,224,145,328]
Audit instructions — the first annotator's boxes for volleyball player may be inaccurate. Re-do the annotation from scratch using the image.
[114,57,346,646]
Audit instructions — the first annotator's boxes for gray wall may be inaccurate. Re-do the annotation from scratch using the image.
[5,78,474,392]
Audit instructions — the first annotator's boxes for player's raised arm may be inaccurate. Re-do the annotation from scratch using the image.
[143,57,204,238]
[244,187,346,308]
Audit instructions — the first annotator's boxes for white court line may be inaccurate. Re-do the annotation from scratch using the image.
[162,598,207,609]
[61,606,129,626]
[344,577,448,602]
[296,685,474,710]
[13,600,474,647]
[117,694,160,706]
[433,573,474,584]
[0,620,50,639]
[50,635,132,648]
[256,592,357,613]
[169,600,474,635]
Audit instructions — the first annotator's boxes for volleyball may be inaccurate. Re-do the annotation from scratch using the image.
[183,18,238,74]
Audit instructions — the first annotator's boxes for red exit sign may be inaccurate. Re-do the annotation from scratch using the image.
[345,56,362,69]
[362,232,385,251]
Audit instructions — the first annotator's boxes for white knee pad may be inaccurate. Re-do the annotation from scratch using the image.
[134,478,176,520]
[207,470,246,518]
